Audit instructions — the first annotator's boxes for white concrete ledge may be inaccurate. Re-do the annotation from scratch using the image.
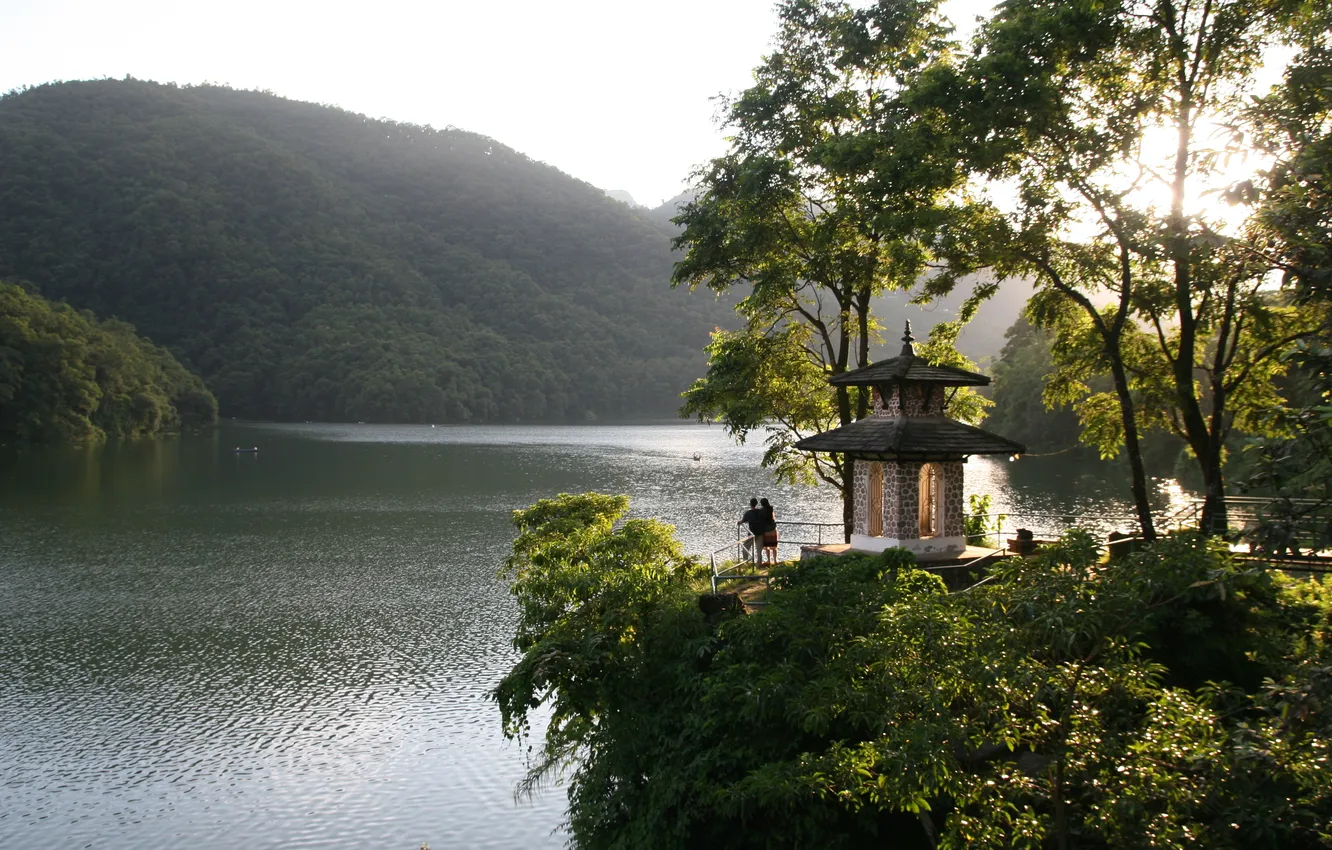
[849,534,967,561]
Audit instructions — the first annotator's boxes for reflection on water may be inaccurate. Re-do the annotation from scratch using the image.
[0,423,1186,849]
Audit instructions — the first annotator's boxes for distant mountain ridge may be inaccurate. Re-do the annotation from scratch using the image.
[605,189,640,206]
[0,80,732,422]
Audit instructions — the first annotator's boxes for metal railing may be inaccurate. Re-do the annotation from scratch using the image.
[706,520,843,593]
[1169,497,1332,569]
[961,498,1332,572]
[706,497,1332,597]
[962,510,1146,544]
[707,512,1145,594]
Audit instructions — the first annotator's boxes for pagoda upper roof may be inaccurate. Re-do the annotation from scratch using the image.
[793,414,1026,458]
[829,321,990,387]
[830,357,990,387]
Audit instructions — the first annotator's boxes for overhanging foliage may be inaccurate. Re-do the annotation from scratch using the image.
[496,493,1332,849]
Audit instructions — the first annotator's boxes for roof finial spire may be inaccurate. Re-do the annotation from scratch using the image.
[901,320,916,356]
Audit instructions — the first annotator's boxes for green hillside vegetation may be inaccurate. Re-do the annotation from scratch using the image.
[0,80,729,422]
[0,282,216,443]
[986,317,1092,453]
[498,493,1332,849]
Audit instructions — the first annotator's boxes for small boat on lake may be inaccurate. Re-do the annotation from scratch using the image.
[234,447,259,453]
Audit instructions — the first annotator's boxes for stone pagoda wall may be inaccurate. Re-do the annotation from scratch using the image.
[942,462,965,538]
[872,387,891,416]
[873,385,947,418]
[852,458,966,541]
[884,460,923,539]
[852,383,967,557]
[852,461,870,534]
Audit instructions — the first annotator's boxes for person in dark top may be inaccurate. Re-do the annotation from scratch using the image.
[739,497,763,564]
[759,497,778,565]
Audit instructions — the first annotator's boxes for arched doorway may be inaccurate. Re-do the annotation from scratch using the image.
[918,462,942,538]
[867,461,883,537]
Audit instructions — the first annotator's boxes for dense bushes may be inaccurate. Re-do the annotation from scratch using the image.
[497,493,1332,849]
[0,282,217,443]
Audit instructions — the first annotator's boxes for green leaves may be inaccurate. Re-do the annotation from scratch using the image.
[497,499,1332,848]
[0,80,729,424]
[951,0,1327,536]
[672,0,983,524]
[494,493,712,818]
[680,324,841,487]
[0,281,216,443]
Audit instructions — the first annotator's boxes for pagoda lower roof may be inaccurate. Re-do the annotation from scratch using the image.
[794,415,1026,458]
[830,354,990,387]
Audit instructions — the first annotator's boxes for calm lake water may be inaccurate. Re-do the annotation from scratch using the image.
[0,422,1188,849]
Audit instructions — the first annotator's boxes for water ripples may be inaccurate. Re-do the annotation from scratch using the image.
[0,422,1180,849]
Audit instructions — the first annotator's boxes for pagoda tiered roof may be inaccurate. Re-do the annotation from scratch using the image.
[829,357,990,387]
[793,415,1024,458]
[795,321,1026,460]
[830,323,989,387]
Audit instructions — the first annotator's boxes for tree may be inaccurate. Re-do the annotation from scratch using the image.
[492,492,714,844]
[1239,5,1332,548]
[673,0,981,538]
[985,317,1089,454]
[1248,0,1332,304]
[0,281,217,443]
[951,0,1323,538]
[496,492,1332,848]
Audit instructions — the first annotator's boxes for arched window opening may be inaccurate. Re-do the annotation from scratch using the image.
[918,463,942,538]
[867,462,883,537]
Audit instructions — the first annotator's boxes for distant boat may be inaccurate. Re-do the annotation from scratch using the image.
[693,453,702,461]
[234,447,259,453]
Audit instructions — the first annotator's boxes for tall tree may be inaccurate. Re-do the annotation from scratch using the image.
[953,0,1321,537]
[1249,0,1332,304]
[673,0,978,539]
[1239,0,1332,546]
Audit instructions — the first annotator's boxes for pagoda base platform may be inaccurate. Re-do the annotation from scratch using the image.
[798,544,1009,591]
[799,543,1006,563]
[849,533,967,560]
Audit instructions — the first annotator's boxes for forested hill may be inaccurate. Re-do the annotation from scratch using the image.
[0,282,217,443]
[0,80,730,422]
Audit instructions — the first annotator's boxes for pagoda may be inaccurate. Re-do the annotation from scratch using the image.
[794,322,1025,561]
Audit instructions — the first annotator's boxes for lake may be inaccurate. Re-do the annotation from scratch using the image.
[0,422,1188,849]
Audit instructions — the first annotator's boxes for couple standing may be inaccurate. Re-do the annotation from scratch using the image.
[740,497,779,565]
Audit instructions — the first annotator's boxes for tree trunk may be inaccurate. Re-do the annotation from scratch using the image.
[1108,356,1157,541]
[855,288,871,420]
[1166,70,1229,537]
[835,384,852,428]
[1198,445,1229,536]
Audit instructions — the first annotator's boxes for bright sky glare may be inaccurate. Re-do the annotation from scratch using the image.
[0,0,997,208]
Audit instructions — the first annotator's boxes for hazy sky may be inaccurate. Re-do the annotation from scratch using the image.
[1,0,995,207]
